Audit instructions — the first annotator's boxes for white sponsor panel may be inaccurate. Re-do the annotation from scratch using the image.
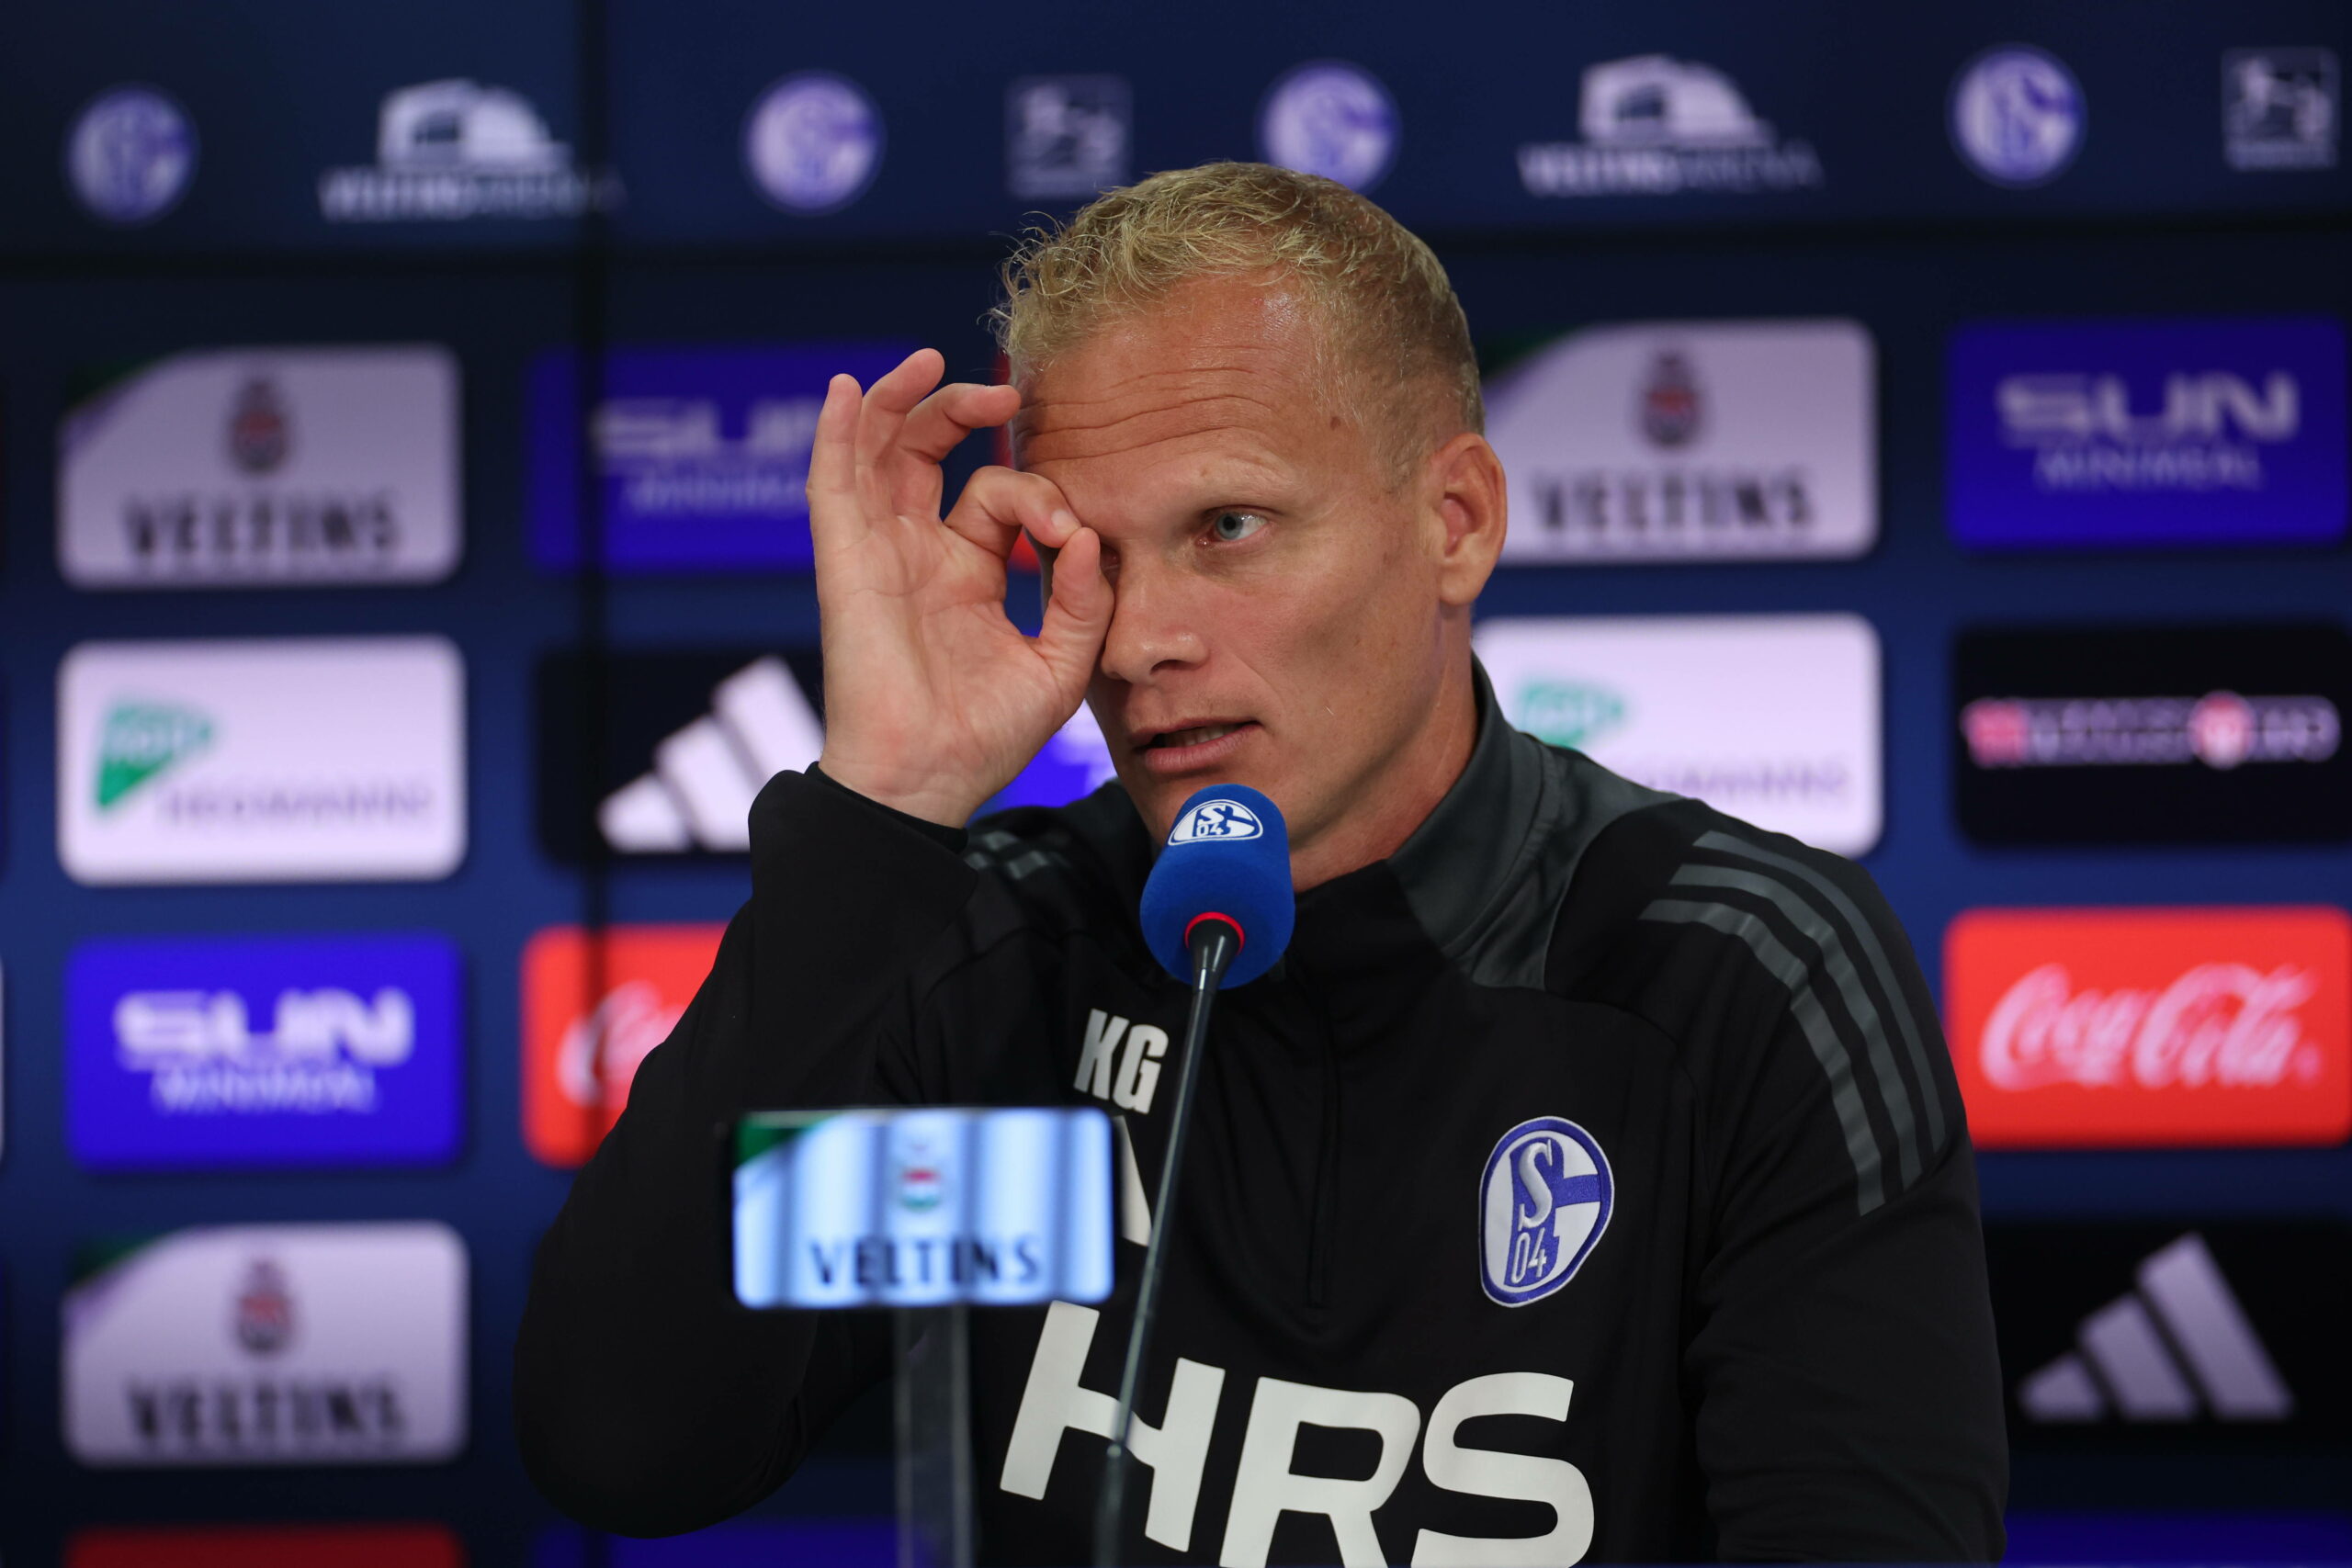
[1517,55,1824,197]
[1476,615,1882,854]
[60,346,459,587]
[1487,320,1875,562]
[58,637,466,885]
[63,1221,467,1465]
[319,80,616,222]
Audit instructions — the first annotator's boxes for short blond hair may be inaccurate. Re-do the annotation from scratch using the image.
[992,162,1482,477]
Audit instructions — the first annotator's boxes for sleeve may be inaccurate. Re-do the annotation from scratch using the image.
[513,769,981,1537]
[1635,824,2007,1561]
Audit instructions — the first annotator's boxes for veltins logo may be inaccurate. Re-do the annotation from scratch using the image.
[1257,61,1398,192]
[735,1107,1113,1310]
[528,344,908,574]
[1485,321,1876,562]
[67,85,197,224]
[523,924,723,1166]
[1478,615,1883,855]
[1947,318,2347,552]
[1480,1116,1612,1307]
[1518,55,1823,198]
[67,933,464,1170]
[320,80,616,222]
[1950,45,2085,187]
[62,1222,467,1465]
[60,346,462,587]
[1944,908,2351,1150]
[60,638,465,884]
[1168,797,1264,844]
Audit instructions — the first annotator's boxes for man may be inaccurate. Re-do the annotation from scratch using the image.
[517,163,2006,1563]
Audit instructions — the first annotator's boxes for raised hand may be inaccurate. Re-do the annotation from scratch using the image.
[808,348,1111,827]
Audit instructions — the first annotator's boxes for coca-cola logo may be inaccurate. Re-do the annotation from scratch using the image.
[554,979,684,1111]
[1981,961,2324,1092]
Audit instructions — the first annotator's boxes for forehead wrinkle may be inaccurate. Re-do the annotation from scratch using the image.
[1032,427,1296,505]
[1018,389,1289,466]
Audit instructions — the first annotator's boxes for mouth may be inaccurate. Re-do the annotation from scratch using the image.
[1133,718,1261,776]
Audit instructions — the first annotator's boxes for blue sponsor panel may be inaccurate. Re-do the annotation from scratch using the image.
[529,344,912,574]
[2004,1510,2352,1565]
[1947,317,2348,551]
[67,933,463,1170]
[536,1520,897,1568]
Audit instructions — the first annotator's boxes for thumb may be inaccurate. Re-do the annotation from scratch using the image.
[1032,525,1111,705]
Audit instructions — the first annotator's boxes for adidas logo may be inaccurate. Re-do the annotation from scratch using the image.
[96,700,214,811]
[598,657,823,852]
[2017,1232,2293,1424]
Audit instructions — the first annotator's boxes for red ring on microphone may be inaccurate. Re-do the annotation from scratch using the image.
[1184,910,1244,950]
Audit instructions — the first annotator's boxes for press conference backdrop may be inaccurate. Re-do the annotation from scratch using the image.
[2,0,2349,1562]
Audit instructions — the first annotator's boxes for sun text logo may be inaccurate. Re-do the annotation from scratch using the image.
[68,934,462,1170]
[1945,908,2352,1148]
[1948,320,2347,551]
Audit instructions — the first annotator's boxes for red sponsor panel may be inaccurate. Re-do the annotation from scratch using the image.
[1944,907,2352,1148]
[522,923,725,1166]
[69,1524,462,1568]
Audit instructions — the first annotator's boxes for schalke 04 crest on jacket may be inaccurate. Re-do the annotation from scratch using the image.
[1481,1115,1614,1306]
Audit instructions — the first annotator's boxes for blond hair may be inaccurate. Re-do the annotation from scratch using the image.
[992,162,1482,478]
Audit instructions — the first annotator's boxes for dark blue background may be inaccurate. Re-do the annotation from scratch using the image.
[1,1,2348,1562]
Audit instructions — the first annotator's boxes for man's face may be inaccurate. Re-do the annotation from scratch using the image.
[1016,275,1476,863]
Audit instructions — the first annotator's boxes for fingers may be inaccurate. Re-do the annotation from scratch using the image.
[804,373,867,552]
[899,382,1022,467]
[943,466,1076,559]
[850,348,944,467]
[1032,526,1112,703]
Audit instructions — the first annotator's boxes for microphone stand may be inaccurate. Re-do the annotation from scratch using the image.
[1094,919,1238,1568]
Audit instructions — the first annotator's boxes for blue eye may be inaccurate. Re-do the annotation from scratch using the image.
[1210,511,1266,543]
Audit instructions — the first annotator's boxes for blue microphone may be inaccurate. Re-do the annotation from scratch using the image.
[1100,784,1295,1565]
[1138,784,1295,988]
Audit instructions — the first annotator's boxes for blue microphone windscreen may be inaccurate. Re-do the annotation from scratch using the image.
[1139,784,1295,987]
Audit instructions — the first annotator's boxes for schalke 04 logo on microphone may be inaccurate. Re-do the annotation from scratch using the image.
[1479,1115,1614,1307]
[1168,797,1264,844]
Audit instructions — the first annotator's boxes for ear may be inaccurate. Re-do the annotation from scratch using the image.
[1426,432,1507,607]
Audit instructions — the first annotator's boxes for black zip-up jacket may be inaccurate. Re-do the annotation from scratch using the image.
[517,672,2007,1563]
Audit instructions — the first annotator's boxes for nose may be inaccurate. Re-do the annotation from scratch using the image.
[1096,558,1207,688]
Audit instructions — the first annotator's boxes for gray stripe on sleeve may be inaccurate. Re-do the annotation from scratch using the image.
[1668,863,1922,1190]
[1639,897,1887,1214]
[1696,830,1949,1153]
